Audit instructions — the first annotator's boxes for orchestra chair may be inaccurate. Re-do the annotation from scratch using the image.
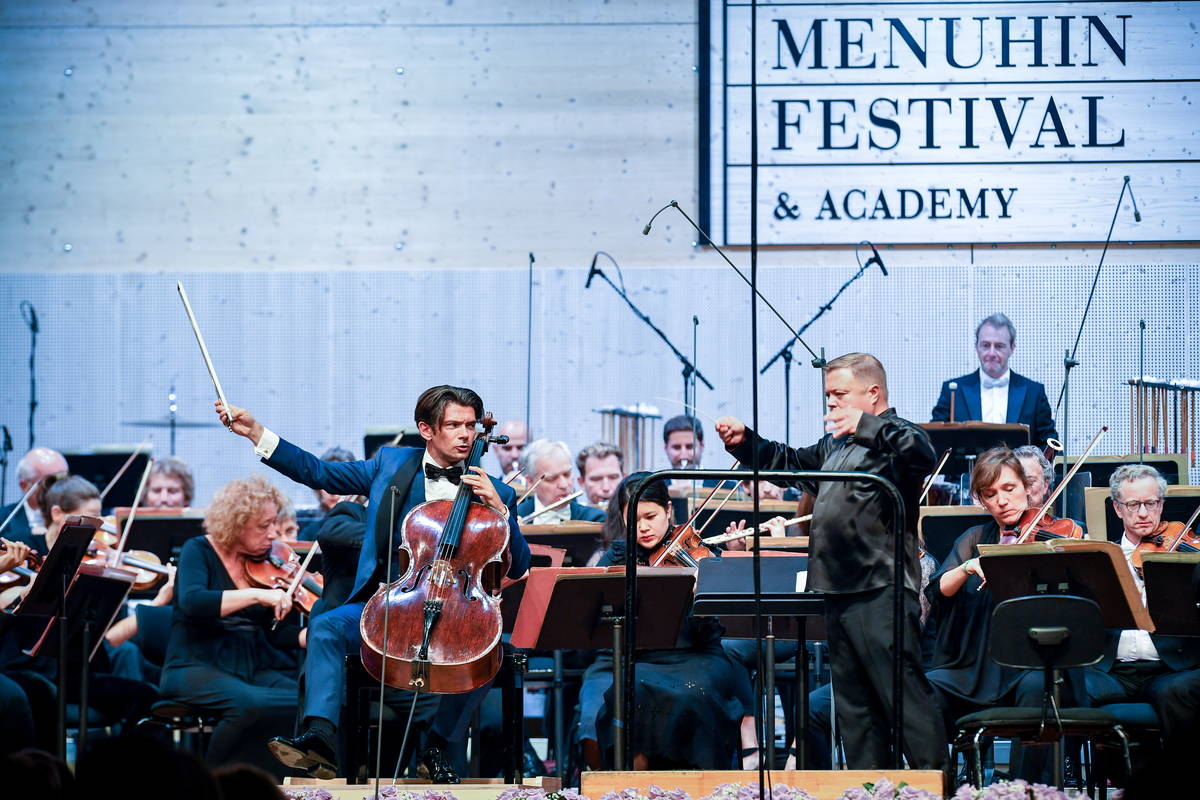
[951,596,1133,793]
[133,604,220,753]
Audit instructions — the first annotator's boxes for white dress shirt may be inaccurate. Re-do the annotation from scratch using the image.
[529,495,570,525]
[1116,536,1161,662]
[979,368,1011,424]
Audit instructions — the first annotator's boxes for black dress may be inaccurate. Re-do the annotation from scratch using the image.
[159,536,303,777]
[581,539,750,768]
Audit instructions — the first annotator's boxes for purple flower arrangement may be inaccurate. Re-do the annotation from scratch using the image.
[836,778,941,800]
[951,780,1073,800]
[498,789,591,800]
[283,790,335,800]
[359,787,462,800]
[699,782,820,800]
[599,786,690,800]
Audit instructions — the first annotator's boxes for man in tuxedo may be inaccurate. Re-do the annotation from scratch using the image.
[930,313,1058,448]
[1084,465,1200,744]
[493,420,529,482]
[516,439,604,524]
[217,385,531,782]
[575,441,624,508]
[0,447,68,556]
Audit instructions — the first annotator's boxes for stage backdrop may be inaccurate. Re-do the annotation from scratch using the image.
[0,1,1196,507]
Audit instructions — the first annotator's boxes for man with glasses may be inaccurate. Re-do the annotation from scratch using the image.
[1083,464,1200,746]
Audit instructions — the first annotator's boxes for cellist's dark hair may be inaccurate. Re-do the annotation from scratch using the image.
[413,385,484,429]
[601,471,673,548]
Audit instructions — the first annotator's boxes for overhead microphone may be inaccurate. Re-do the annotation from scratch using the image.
[642,201,679,236]
[1124,176,1142,222]
[20,301,38,333]
[584,252,600,289]
[864,242,889,276]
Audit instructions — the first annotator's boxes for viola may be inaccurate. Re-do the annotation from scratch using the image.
[244,540,324,614]
[649,524,715,568]
[359,413,511,694]
[1131,504,1200,571]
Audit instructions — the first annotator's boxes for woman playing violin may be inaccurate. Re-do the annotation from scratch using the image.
[158,475,304,779]
[578,473,752,771]
[924,446,1081,783]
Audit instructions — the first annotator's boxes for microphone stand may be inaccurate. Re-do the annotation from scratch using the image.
[1137,320,1145,463]
[760,243,887,440]
[689,316,700,412]
[585,263,714,400]
[525,252,534,433]
[1053,176,1139,515]
[0,426,11,506]
[20,301,38,450]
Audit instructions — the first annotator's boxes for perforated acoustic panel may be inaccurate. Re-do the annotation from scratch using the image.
[0,262,1195,508]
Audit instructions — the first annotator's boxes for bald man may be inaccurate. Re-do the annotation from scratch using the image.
[493,420,530,481]
[0,447,68,556]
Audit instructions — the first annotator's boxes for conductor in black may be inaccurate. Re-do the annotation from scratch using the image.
[715,352,948,770]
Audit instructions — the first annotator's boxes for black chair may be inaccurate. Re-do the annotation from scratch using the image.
[951,595,1133,790]
[133,605,221,753]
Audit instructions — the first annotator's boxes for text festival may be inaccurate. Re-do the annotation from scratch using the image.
[764,13,1131,223]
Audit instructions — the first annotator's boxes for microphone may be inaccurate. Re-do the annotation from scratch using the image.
[584,252,600,289]
[20,301,38,333]
[1,425,11,451]
[642,201,679,236]
[864,243,889,276]
[948,381,958,424]
[529,252,535,265]
[1124,176,1142,222]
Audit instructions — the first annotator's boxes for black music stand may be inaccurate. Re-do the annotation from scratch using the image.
[693,556,826,769]
[510,567,693,769]
[978,540,1152,631]
[1142,553,1200,636]
[520,522,605,567]
[919,422,1031,477]
[65,452,151,510]
[112,509,205,562]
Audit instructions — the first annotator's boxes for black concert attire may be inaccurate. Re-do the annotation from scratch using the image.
[577,539,750,769]
[726,409,948,770]
[1084,538,1200,742]
[308,500,367,618]
[931,369,1057,449]
[159,536,303,778]
[0,501,45,557]
[515,496,605,524]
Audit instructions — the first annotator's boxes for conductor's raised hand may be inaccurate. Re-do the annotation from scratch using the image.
[462,466,506,515]
[215,400,264,444]
[715,416,746,448]
[823,406,863,439]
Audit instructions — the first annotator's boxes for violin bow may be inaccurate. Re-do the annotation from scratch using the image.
[1017,426,1107,543]
[518,490,583,525]
[503,467,525,486]
[99,435,153,503]
[1166,503,1200,552]
[692,479,745,538]
[110,458,154,563]
[515,475,544,507]
[272,541,322,631]
[177,281,233,431]
[918,449,953,505]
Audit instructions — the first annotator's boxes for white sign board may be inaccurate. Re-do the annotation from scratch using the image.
[701,1,1200,245]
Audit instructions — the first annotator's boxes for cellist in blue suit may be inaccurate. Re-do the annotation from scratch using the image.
[216,385,530,782]
[930,313,1058,449]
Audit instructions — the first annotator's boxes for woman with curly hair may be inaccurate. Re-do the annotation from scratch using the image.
[159,476,304,777]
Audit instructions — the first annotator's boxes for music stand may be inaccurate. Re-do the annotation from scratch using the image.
[112,508,205,562]
[510,566,693,769]
[1141,553,1200,636]
[919,422,1031,477]
[978,539,1152,631]
[693,555,826,769]
[520,521,605,567]
[65,452,151,510]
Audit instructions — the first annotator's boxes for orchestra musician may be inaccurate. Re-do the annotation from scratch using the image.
[0,447,68,556]
[517,439,605,524]
[578,472,752,770]
[576,441,624,508]
[158,475,304,779]
[1084,465,1200,747]
[143,456,195,509]
[493,419,529,482]
[0,538,38,756]
[931,313,1058,449]
[297,446,355,541]
[715,352,948,772]
[1012,445,1054,507]
[216,385,530,783]
[662,415,721,488]
[924,446,1081,781]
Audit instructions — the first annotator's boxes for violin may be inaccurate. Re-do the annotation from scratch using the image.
[360,413,510,694]
[0,544,42,590]
[244,540,324,615]
[649,466,740,567]
[86,526,172,593]
[1131,504,1200,571]
[1012,426,1106,544]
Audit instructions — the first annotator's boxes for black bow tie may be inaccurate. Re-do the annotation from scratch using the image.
[425,463,464,484]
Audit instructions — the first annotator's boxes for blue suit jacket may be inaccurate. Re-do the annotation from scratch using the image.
[0,501,43,556]
[263,439,530,604]
[515,497,606,523]
[931,369,1058,448]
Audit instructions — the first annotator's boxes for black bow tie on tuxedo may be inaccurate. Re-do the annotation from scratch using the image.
[424,463,464,484]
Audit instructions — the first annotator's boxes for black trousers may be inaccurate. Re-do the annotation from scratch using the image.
[825,584,947,770]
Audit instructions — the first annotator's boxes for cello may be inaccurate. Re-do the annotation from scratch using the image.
[360,413,510,694]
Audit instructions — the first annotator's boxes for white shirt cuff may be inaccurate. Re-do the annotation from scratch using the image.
[254,428,281,459]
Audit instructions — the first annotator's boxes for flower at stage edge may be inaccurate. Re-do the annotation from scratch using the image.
[283,790,334,800]
[837,777,940,800]
[599,786,690,800]
[698,782,819,800]
[950,781,1072,800]
[360,787,462,800]
[499,789,591,800]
